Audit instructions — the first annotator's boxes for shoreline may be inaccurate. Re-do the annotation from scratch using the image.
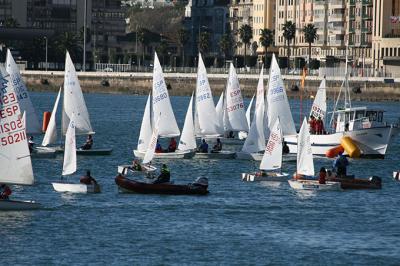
[22,70,400,102]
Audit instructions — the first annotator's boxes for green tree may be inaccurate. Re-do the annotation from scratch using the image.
[156,38,169,66]
[137,27,149,66]
[54,31,81,61]
[282,21,296,69]
[198,31,210,55]
[303,23,318,67]
[259,28,274,65]
[3,17,19,27]
[178,28,189,67]
[238,24,253,67]
[219,33,232,67]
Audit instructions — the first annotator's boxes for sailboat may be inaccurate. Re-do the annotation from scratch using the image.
[288,118,341,191]
[133,52,195,159]
[238,93,254,140]
[38,51,112,156]
[52,117,101,193]
[178,93,197,152]
[0,68,41,210]
[285,50,399,158]
[236,67,266,160]
[194,54,235,159]
[242,119,289,182]
[115,115,209,195]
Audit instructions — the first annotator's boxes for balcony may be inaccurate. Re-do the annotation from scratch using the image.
[348,27,355,33]
[362,13,372,20]
[362,26,372,33]
[349,13,355,20]
[349,0,355,5]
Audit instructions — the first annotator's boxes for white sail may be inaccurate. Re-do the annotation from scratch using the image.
[62,51,94,135]
[0,67,34,185]
[178,94,196,151]
[215,92,224,128]
[225,63,249,132]
[42,88,61,146]
[310,78,327,122]
[245,94,255,129]
[242,68,266,153]
[152,52,180,137]
[137,94,152,152]
[143,116,161,164]
[260,119,283,170]
[297,117,314,176]
[267,54,296,136]
[196,53,221,136]
[62,118,77,176]
[6,49,42,134]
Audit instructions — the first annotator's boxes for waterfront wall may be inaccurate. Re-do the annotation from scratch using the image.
[21,71,400,101]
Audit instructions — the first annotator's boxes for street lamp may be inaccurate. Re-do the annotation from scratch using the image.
[83,0,87,71]
[44,36,48,72]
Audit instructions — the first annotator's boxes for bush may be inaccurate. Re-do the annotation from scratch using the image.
[278,57,288,69]
[246,56,257,67]
[204,56,214,68]
[295,57,306,69]
[233,56,244,68]
[309,59,320,70]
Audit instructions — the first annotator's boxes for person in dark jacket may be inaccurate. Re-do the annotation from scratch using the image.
[333,152,349,177]
[153,164,170,184]
[80,170,98,185]
[81,135,93,150]
[0,184,12,200]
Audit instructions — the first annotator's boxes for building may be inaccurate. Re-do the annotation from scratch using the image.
[372,0,400,75]
[252,0,275,58]
[184,0,229,58]
[229,0,253,56]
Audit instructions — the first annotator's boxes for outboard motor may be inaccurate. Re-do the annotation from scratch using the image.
[369,176,382,184]
[193,177,208,188]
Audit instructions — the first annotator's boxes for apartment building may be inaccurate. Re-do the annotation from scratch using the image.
[252,0,276,57]
[372,0,400,75]
[229,0,253,56]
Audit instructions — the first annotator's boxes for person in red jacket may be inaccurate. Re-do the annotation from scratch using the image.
[0,184,12,200]
[309,115,317,134]
[167,138,177,152]
[318,167,327,184]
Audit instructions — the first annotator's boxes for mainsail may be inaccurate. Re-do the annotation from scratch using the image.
[310,78,327,122]
[137,94,152,152]
[260,119,282,171]
[297,117,315,176]
[62,118,77,176]
[143,116,161,164]
[178,94,196,151]
[42,88,61,146]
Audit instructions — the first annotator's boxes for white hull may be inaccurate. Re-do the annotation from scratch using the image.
[0,200,41,211]
[242,172,289,182]
[117,164,157,175]
[133,150,195,159]
[285,126,398,158]
[31,147,57,159]
[194,150,236,159]
[236,151,263,161]
[52,182,100,193]
[288,179,341,191]
[204,137,244,146]
[394,171,400,181]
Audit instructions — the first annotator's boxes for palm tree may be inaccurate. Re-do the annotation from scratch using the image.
[282,21,296,69]
[54,31,81,60]
[137,27,148,66]
[198,31,210,55]
[178,28,189,67]
[156,38,168,66]
[259,28,274,65]
[219,33,232,67]
[302,23,318,67]
[238,24,253,67]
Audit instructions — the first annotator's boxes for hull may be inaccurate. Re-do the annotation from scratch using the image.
[204,137,244,146]
[242,172,289,182]
[52,182,101,193]
[194,151,236,159]
[285,126,398,158]
[236,151,263,161]
[115,175,208,195]
[133,150,195,159]
[327,176,382,189]
[54,146,112,156]
[288,179,341,191]
[117,165,157,175]
[0,200,41,211]
[31,147,57,159]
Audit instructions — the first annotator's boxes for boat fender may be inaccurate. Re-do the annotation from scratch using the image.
[369,176,381,184]
[340,136,361,158]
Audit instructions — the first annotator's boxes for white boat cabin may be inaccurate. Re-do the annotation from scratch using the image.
[332,107,386,132]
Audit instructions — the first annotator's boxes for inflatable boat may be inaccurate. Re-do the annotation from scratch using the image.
[327,175,382,189]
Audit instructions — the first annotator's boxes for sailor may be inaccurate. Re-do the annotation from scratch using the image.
[282,141,290,154]
[309,115,317,134]
[80,170,98,185]
[197,139,209,153]
[167,138,177,152]
[153,164,170,184]
[318,167,327,184]
[211,138,222,153]
[28,136,35,153]
[333,152,349,177]
[155,140,163,153]
[81,135,93,150]
[316,117,325,135]
[131,159,142,171]
[0,184,12,200]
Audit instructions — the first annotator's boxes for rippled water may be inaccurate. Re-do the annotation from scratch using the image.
[1,92,400,265]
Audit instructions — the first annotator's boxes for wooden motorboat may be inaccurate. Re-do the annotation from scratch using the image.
[0,200,42,211]
[327,175,382,189]
[242,172,289,182]
[115,174,209,195]
[117,164,157,175]
[288,179,342,191]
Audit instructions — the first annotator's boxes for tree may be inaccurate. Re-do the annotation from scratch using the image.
[282,21,296,69]
[178,28,189,67]
[198,31,210,55]
[53,31,81,61]
[3,17,19,27]
[137,27,148,66]
[238,24,253,67]
[219,33,232,67]
[156,38,169,66]
[303,23,318,67]
[259,28,274,65]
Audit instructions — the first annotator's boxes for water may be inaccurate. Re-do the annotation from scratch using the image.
[1,92,400,265]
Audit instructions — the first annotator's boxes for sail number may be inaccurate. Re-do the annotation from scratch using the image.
[154,80,166,94]
[0,118,23,134]
[0,130,26,147]
[226,103,244,112]
[153,92,167,104]
[197,92,210,102]
[265,132,280,155]
[0,104,19,119]
[0,92,17,105]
